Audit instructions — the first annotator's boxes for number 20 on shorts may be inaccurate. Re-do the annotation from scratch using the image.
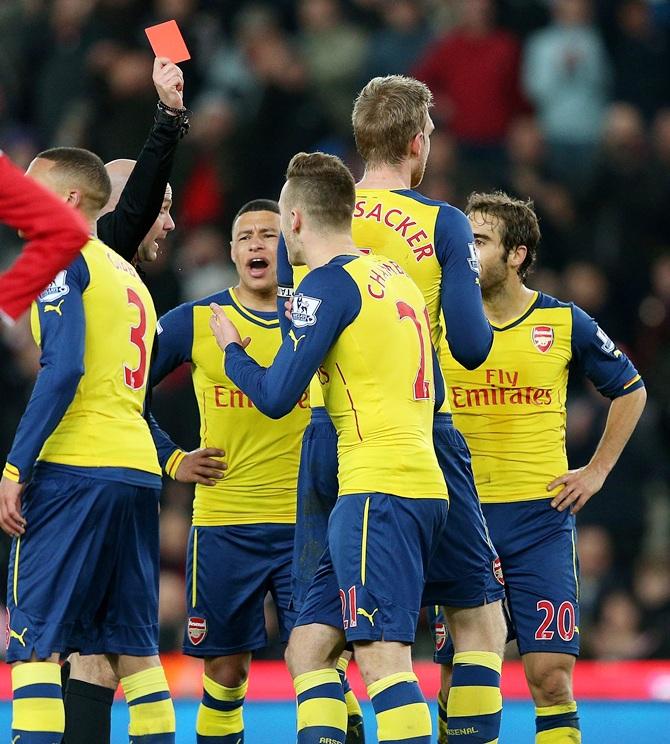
[535,600,576,642]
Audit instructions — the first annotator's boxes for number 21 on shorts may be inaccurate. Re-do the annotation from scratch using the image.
[340,586,358,629]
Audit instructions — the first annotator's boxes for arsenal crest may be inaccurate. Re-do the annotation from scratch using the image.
[532,326,554,353]
[492,557,505,586]
[434,621,447,652]
[187,616,208,646]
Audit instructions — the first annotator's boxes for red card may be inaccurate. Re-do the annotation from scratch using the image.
[145,20,191,64]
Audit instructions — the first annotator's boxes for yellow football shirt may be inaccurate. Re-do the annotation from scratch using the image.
[152,288,310,526]
[442,292,643,502]
[228,255,448,501]
[4,238,161,484]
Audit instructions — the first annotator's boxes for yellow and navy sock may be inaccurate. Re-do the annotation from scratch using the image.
[336,657,365,743]
[536,702,581,743]
[196,674,248,742]
[437,690,449,744]
[12,661,65,743]
[295,668,347,744]
[120,666,176,743]
[368,671,432,744]
[447,651,502,743]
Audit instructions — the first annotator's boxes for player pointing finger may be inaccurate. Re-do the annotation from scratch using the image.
[210,303,251,350]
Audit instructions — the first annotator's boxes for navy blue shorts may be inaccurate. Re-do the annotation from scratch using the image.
[290,408,338,615]
[296,493,448,644]
[184,523,296,657]
[431,498,580,662]
[6,465,160,662]
[291,411,503,630]
[422,414,505,608]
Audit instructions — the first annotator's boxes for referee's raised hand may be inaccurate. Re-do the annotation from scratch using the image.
[153,56,184,111]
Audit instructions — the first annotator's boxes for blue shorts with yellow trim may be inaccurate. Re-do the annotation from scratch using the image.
[6,464,160,662]
[297,493,448,644]
[290,407,338,616]
[184,523,296,657]
[422,413,505,609]
[431,498,580,662]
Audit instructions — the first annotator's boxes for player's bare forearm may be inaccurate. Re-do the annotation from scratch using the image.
[588,387,647,475]
[548,386,647,513]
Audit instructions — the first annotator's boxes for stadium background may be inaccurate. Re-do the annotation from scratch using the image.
[0,0,669,740]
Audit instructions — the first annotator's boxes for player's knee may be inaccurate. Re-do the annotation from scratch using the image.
[445,600,506,656]
[204,654,250,688]
[353,640,412,687]
[285,625,340,679]
[284,640,298,677]
[70,653,118,689]
[477,599,507,653]
[490,600,509,652]
[285,631,315,678]
[526,661,573,706]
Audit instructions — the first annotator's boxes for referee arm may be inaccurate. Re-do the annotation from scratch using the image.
[97,58,188,261]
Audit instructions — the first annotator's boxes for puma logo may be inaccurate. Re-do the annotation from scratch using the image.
[357,607,379,626]
[44,300,64,316]
[9,627,27,647]
[289,328,305,352]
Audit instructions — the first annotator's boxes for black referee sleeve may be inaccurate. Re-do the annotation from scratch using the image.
[97,108,184,261]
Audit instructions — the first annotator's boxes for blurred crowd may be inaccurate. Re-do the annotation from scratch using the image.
[0,0,669,662]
